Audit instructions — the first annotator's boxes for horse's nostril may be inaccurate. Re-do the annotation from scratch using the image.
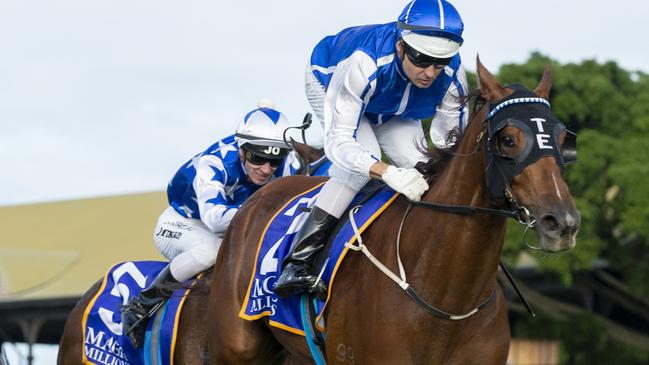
[541,215,560,232]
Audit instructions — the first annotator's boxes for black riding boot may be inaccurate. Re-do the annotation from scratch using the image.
[121,265,177,348]
[274,206,338,298]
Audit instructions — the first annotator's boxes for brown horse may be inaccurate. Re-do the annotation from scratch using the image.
[56,142,327,364]
[204,59,580,365]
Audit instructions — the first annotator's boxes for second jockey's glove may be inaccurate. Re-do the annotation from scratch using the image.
[382,165,429,201]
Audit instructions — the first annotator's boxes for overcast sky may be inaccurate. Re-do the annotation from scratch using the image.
[1,0,647,207]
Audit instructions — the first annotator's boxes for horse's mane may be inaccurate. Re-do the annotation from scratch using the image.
[418,89,486,184]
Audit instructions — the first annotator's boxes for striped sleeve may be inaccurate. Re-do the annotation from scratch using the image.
[323,51,380,176]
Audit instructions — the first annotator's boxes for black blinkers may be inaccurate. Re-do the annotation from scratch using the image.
[484,85,577,201]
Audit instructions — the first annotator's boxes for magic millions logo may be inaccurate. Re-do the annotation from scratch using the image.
[85,327,131,365]
[248,276,278,315]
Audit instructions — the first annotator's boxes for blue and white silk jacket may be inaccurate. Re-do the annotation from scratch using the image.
[309,22,468,176]
[167,134,299,233]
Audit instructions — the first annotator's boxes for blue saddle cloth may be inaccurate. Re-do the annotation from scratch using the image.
[239,183,399,335]
[82,261,194,365]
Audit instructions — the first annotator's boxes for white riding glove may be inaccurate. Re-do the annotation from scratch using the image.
[381,165,429,201]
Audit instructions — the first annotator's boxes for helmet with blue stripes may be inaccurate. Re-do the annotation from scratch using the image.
[398,0,464,59]
[235,99,291,159]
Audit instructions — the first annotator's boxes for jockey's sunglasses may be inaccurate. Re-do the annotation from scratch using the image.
[245,150,282,168]
[402,42,451,69]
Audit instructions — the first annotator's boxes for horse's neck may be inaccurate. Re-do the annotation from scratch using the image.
[406,113,506,311]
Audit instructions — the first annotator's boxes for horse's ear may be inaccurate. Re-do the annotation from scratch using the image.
[476,56,507,101]
[533,64,553,100]
[290,137,305,154]
[290,138,325,162]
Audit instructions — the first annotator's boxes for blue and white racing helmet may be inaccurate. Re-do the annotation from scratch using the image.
[235,99,292,159]
[397,0,464,59]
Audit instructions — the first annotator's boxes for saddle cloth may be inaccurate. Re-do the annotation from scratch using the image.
[82,261,194,365]
[239,182,399,335]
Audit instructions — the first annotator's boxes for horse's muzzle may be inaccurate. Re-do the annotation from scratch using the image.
[536,209,581,252]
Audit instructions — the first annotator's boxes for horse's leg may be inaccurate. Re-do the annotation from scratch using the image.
[57,281,102,365]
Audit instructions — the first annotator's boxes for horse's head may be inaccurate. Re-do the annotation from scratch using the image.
[477,58,580,252]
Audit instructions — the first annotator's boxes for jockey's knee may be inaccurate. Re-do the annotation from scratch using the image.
[190,243,219,269]
[169,238,221,281]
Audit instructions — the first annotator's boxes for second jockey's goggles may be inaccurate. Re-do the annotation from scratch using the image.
[243,143,289,167]
[402,41,451,69]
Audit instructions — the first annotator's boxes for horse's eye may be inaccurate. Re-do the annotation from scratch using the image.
[501,136,516,148]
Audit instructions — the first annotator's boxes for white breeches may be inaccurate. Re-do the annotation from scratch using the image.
[153,207,223,282]
[305,69,427,218]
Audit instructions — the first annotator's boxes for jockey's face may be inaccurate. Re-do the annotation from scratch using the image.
[239,148,279,186]
[397,41,445,89]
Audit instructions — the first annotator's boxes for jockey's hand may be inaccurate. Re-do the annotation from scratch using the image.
[382,165,429,201]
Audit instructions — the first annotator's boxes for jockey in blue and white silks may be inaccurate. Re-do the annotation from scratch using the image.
[166,133,297,235]
[275,0,469,297]
[122,100,298,348]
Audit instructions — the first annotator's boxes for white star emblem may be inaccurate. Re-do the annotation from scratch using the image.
[186,155,202,169]
[215,141,237,158]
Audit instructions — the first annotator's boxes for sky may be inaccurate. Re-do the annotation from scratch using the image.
[1,0,648,208]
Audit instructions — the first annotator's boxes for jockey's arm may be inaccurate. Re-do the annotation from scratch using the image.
[193,155,239,233]
[430,63,469,148]
[323,51,381,177]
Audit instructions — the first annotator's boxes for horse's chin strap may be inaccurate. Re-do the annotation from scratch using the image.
[344,205,496,320]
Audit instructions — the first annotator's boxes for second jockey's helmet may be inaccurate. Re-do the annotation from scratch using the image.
[397,0,464,59]
[235,99,291,160]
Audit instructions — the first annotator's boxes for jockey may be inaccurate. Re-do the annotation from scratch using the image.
[122,100,298,348]
[274,0,469,297]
